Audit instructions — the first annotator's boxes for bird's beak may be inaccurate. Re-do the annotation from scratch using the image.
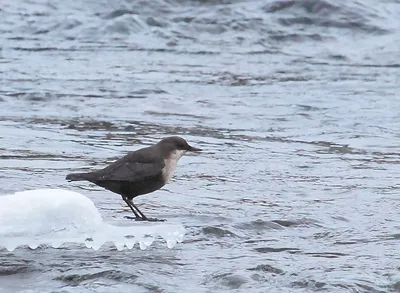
[187,145,202,152]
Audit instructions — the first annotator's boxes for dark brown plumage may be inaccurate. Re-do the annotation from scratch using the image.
[66,136,202,221]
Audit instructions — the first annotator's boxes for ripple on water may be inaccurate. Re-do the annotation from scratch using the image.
[234,218,322,232]
[54,270,139,286]
[201,226,239,238]
[203,272,248,290]
[247,264,284,275]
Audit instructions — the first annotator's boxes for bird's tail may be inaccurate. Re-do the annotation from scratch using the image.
[66,172,93,181]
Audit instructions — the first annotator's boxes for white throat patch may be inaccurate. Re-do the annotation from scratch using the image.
[162,150,186,183]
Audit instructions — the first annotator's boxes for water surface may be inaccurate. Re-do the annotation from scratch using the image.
[1,0,400,292]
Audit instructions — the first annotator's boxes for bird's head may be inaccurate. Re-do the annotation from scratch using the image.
[157,136,202,158]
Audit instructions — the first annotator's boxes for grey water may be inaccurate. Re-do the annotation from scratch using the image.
[1,0,400,292]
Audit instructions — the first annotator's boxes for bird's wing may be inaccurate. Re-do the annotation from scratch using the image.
[95,162,164,182]
[93,147,165,182]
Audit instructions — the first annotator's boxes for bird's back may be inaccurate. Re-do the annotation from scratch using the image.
[66,145,167,198]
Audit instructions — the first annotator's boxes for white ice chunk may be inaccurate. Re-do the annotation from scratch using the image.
[0,189,185,251]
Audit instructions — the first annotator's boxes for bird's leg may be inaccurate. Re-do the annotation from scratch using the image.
[122,198,152,221]
[128,200,166,222]
[122,197,165,222]
[128,200,149,221]
[122,197,142,219]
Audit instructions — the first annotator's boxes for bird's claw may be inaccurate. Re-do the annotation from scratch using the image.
[124,216,138,220]
[124,216,166,222]
[146,218,166,222]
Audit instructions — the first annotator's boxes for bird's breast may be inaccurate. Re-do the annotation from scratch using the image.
[161,150,186,183]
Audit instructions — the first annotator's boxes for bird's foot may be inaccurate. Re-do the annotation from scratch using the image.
[124,216,166,222]
[146,217,166,222]
[124,216,139,220]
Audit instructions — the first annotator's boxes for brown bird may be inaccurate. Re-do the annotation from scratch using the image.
[66,136,202,221]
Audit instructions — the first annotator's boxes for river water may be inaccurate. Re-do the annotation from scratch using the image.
[1,0,400,292]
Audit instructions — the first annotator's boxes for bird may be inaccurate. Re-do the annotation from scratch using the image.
[65,136,202,221]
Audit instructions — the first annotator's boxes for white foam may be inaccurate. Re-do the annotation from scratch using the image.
[0,189,185,251]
